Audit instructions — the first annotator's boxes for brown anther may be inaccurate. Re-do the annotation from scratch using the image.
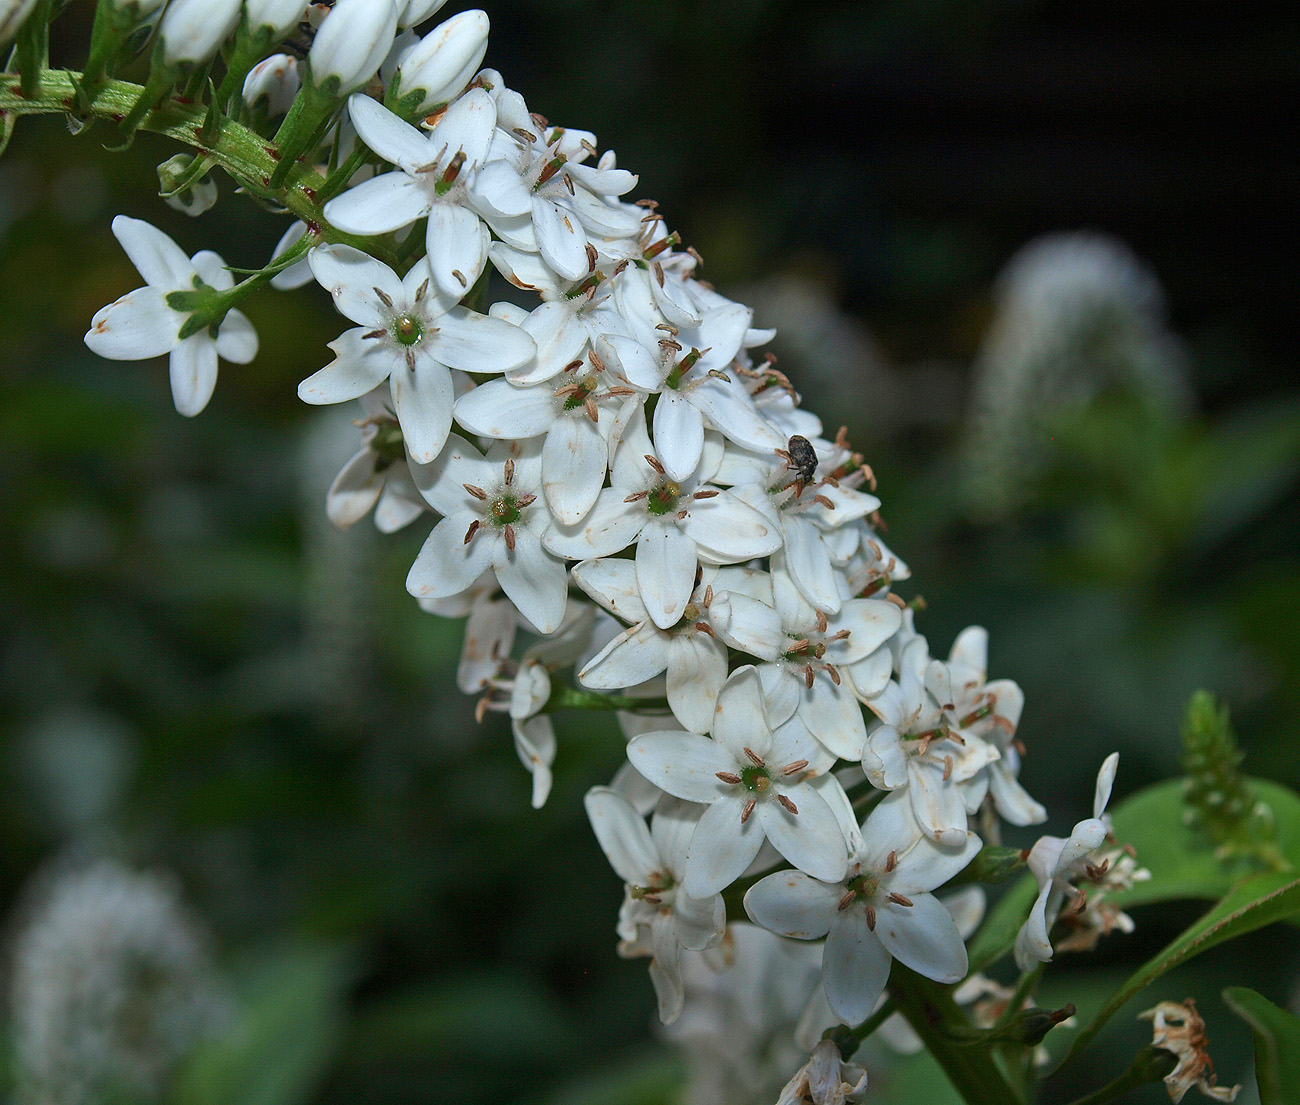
[503,457,515,485]
[515,494,536,508]
[552,383,582,399]
[777,794,799,815]
[563,172,575,196]
[1068,889,1088,915]
[588,347,607,373]
[706,368,731,383]
[373,287,394,309]
[642,893,662,905]
[606,386,637,397]
[1085,858,1111,882]
[655,322,680,336]
[787,638,811,654]
[658,338,683,353]
[825,663,842,686]
[613,259,629,276]
[740,798,757,824]
[693,622,715,636]
[653,260,665,288]
[635,198,659,208]
[463,520,480,544]
[512,126,538,143]
[994,714,1016,734]
[474,695,490,723]
[692,489,719,499]
[584,396,599,422]
[702,585,714,607]
[361,327,386,340]
[563,358,585,374]
[585,242,598,271]
[503,523,516,551]
[675,509,689,520]
[687,246,704,267]
[715,771,742,785]
[838,890,856,911]
[781,760,809,776]
[742,747,765,767]
[813,494,835,510]
[884,850,898,873]
[452,269,467,288]
[864,904,877,931]
[623,490,649,503]
[463,483,487,500]
[815,610,829,633]
[886,593,907,609]
[888,892,914,907]
[943,755,954,781]
[820,475,841,489]
[644,454,665,475]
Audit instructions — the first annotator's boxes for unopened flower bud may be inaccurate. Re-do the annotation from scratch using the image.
[393,9,488,114]
[0,0,40,48]
[244,0,310,40]
[243,53,301,117]
[159,0,242,65]
[308,0,399,91]
[397,0,448,29]
[158,153,218,217]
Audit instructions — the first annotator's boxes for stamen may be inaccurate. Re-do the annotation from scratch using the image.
[503,523,516,551]
[740,798,756,823]
[884,850,898,872]
[715,771,742,784]
[515,494,536,508]
[815,610,829,633]
[943,754,953,781]
[693,622,715,636]
[864,904,876,931]
[373,287,394,308]
[742,747,764,767]
[804,665,815,689]
[463,520,480,544]
[644,454,666,475]
[702,585,713,607]
[692,489,719,499]
[838,890,856,911]
[361,328,386,340]
[623,490,649,503]
[503,457,515,485]
[888,892,914,907]
[825,663,841,686]
[776,794,799,815]
[585,242,598,271]
[463,483,487,500]
[781,760,809,776]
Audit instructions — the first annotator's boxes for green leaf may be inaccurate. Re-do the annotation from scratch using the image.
[1062,868,1300,1065]
[1222,987,1300,1105]
[172,944,354,1105]
[1108,778,1300,908]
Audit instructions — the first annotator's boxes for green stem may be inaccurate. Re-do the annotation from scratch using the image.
[888,964,1025,1105]
[0,68,396,267]
[1060,1046,1176,1105]
[544,684,670,714]
[824,997,896,1059]
[992,963,1043,1032]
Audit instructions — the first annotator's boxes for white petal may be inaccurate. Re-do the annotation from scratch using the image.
[429,86,496,169]
[324,171,431,236]
[494,531,567,634]
[636,524,698,629]
[542,416,607,525]
[1094,752,1119,818]
[710,666,773,760]
[757,784,849,884]
[666,634,728,735]
[308,243,401,327]
[707,591,782,661]
[784,515,841,614]
[348,92,433,172]
[513,715,555,808]
[168,335,219,416]
[454,377,554,437]
[653,392,704,482]
[570,557,649,623]
[426,203,489,300]
[681,492,781,562]
[674,890,725,953]
[648,918,684,1025]
[509,301,589,384]
[626,731,735,805]
[909,759,971,847]
[584,786,660,884]
[580,621,672,689]
[429,308,535,373]
[406,511,497,600]
[110,215,192,289]
[390,356,454,463]
[300,327,395,404]
[532,195,589,282]
[326,448,384,529]
[84,288,181,360]
[823,908,892,1026]
[686,374,783,453]
[215,310,258,364]
[682,793,766,898]
[457,596,516,692]
[743,870,838,939]
[876,894,968,984]
[544,490,644,559]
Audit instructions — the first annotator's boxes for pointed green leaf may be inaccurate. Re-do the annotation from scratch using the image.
[1063,869,1300,1065]
[1222,987,1300,1105]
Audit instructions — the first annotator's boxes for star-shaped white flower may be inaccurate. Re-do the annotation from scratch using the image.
[407,435,568,633]
[84,216,257,417]
[627,666,850,898]
[745,790,980,1026]
[585,787,725,1024]
[301,244,534,463]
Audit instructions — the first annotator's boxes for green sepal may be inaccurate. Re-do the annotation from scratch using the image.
[14,0,54,98]
[946,1004,1075,1048]
[267,69,342,190]
[1222,987,1300,1105]
[952,844,1027,886]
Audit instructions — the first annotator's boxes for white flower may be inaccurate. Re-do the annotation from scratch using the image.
[158,0,242,65]
[1014,752,1122,970]
[323,91,497,300]
[244,0,310,38]
[243,53,301,119]
[861,636,999,846]
[301,244,534,463]
[775,1040,868,1105]
[0,0,41,47]
[393,9,489,114]
[744,790,979,1026]
[324,389,426,532]
[307,0,399,91]
[586,787,725,1024]
[543,409,781,629]
[407,435,568,633]
[397,0,448,28]
[627,666,850,897]
[84,216,257,417]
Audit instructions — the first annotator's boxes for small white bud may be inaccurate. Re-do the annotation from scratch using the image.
[0,0,41,48]
[159,0,242,65]
[395,9,488,113]
[243,0,310,40]
[308,0,399,91]
[243,52,301,117]
[397,0,448,29]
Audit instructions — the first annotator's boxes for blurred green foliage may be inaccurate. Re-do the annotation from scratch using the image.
[1,1,1297,1103]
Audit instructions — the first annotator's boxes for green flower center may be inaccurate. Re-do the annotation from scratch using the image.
[739,764,773,793]
[844,872,879,901]
[490,493,523,526]
[646,479,681,516]
[392,314,423,346]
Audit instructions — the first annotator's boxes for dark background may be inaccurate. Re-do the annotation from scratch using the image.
[1,1,1297,1102]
